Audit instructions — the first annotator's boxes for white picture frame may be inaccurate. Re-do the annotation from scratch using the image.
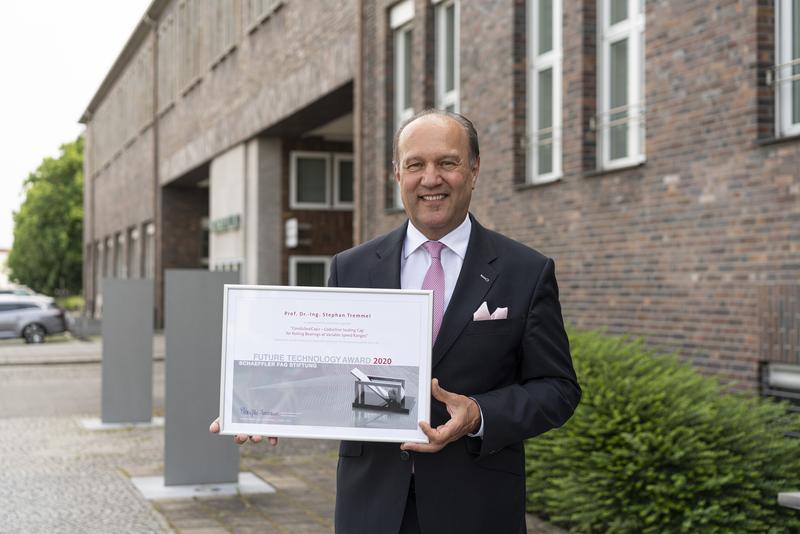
[218,285,432,443]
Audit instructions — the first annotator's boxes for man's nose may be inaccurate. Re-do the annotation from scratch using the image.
[420,163,441,187]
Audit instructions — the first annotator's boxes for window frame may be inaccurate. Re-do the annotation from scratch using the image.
[434,0,460,113]
[776,0,800,137]
[289,255,331,287]
[597,0,646,170]
[290,151,332,210]
[527,0,563,184]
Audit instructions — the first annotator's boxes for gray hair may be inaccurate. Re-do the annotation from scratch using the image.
[392,109,480,170]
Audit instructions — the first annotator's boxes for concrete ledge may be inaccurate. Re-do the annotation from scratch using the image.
[779,492,800,511]
[78,417,165,430]
[131,472,276,500]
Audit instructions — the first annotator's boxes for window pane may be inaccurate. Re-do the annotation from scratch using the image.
[296,158,327,204]
[610,0,627,25]
[537,143,553,175]
[296,262,326,287]
[403,29,413,110]
[445,4,456,92]
[610,39,628,110]
[610,38,628,159]
[537,67,553,175]
[538,0,553,54]
[338,160,354,203]
[538,68,553,131]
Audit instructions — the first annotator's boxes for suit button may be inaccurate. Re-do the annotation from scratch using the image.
[400,450,410,461]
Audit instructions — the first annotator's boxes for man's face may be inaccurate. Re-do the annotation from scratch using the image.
[395,115,479,241]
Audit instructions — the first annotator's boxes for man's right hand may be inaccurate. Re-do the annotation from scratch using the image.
[209,417,278,446]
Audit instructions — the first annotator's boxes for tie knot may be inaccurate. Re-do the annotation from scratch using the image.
[423,240,444,260]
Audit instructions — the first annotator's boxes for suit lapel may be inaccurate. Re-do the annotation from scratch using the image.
[368,222,406,289]
[432,216,498,368]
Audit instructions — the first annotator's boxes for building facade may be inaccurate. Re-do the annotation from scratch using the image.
[356,0,799,391]
[81,0,357,324]
[83,0,799,391]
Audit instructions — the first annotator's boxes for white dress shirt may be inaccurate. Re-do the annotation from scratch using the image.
[400,215,471,311]
[400,215,484,438]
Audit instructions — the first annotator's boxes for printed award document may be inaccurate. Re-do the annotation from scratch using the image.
[218,285,432,443]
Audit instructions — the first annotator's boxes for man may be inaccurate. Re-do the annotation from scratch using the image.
[329,110,580,533]
[212,110,580,533]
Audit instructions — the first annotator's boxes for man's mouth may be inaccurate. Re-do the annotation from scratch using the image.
[419,194,447,201]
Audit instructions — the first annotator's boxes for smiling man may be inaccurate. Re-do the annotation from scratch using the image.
[327,109,581,534]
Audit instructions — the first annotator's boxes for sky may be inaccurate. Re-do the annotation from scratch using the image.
[0,0,152,250]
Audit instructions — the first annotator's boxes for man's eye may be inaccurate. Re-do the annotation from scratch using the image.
[406,162,422,171]
[440,160,458,170]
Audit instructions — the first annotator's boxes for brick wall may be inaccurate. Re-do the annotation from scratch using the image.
[358,0,800,390]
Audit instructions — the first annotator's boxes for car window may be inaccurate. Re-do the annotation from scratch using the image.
[17,303,39,310]
[0,303,14,311]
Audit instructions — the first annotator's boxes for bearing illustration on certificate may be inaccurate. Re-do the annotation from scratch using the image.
[218,285,433,443]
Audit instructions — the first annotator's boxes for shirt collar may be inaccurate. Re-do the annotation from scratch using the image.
[403,215,472,260]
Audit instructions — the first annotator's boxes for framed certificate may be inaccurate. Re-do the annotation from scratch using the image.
[218,285,432,443]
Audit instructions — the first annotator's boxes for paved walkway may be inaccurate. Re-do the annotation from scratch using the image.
[0,334,164,365]
[0,338,566,533]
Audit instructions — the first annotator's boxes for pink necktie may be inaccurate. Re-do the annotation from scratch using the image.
[422,241,445,343]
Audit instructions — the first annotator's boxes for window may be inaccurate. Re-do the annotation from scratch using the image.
[391,1,415,127]
[435,0,460,113]
[391,0,414,210]
[127,227,140,279]
[289,256,331,287]
[290,151,354,210]
[105,237,114,278]
[333,154,354,208]
[94,241,102,314]
[527,0,562,183]
[598,0,645,169]
[143,223,155,280]
[115,233,126,278]
[776,0,800,137]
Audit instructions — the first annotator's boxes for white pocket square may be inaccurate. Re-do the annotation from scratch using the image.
[473,301,508,321]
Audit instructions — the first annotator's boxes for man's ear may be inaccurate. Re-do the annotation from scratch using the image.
[471,156,481,189]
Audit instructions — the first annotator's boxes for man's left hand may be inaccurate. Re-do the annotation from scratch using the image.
[400,378,482,453]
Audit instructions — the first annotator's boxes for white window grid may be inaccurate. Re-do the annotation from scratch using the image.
[435,0,460,113]
[597,0,645,170]
[527,0,563,184]
[290,151,331,209]
[289,256,331,287]
[290,151,355,210]
[775,0,800,137]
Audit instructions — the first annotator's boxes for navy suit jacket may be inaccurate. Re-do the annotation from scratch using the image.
[331,215,580,534]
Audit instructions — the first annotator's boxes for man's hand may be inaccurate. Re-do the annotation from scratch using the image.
[208,417,278,446]
[400,378,481,453]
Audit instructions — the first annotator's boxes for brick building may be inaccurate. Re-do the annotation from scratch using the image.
[82,0,799,391]
[358,0,800,391]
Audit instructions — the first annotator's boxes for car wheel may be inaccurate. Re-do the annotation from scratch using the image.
[22,323,46,344]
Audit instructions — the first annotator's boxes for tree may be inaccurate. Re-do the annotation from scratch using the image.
[7,137,84,296]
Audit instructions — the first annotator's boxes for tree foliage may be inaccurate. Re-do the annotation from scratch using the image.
[7,137,84,296]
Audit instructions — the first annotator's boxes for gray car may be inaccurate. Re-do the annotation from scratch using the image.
[0,295,68,343]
